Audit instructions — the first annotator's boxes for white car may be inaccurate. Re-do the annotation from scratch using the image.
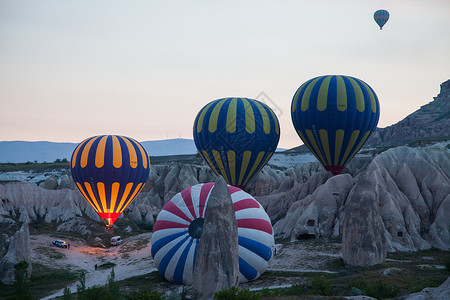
[53,240,68,248]
[110,236,123,246]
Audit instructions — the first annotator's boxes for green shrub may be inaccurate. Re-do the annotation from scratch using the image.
[282,284,304,296]
[350,287,363,296]
[36,246,66,259]
[364,280,399,299]
[31,268,77,283]
[311,276,332,296]
[253,284,303,298]
[444,256,450,273]
[214,286,259,300]
[347,280,368,292]
[255,288,276,297]
[77,271,86,294]
[14,260,31,299]
[81,286,111,300]
[135,220,153,231]
[124,289,165,300]
[63,286,72,300]
[409,277,447,294]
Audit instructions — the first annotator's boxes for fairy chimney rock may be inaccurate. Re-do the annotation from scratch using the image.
[0,223,32,284]
[342,179,387,266]
[192,176,239,300]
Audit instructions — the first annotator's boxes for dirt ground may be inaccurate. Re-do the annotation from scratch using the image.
[33,233,156,300]
[32,233,342,299]
[240,240,342,291]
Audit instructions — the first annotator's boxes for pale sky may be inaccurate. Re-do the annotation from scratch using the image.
[1,0,449,149]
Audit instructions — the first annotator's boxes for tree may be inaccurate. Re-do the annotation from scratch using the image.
[63,286,72,300]
[77,271,86,294]
[13,260,31,300]
[107,267,120,299]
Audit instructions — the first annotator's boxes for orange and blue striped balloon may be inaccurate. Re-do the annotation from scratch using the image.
[193,97,280,189]
[291,75,380,175]
[70,135,150,228]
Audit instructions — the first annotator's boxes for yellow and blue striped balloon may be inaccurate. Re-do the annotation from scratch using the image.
[70,135,150,228]
[374,9,389,30]
[193,97,280,188]
[291,75,380,175]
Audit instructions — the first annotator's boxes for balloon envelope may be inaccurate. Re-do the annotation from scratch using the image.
[151,183,274,284]
[193,97,280,188]
[374,9,389,29]
[291,75,380,175]
[71,135,150,227]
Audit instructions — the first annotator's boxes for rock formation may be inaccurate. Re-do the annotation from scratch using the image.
[257,166,331,224]
[271,143,450,252]
[0,182,98,225]
[365,144,449,251]
[0,141,448,259]
[192,176,239,299]
[272,173,354,240]
[39,176,58,190]
[0,223,31,284]
[341,179,386,266]
[367,79,450,147]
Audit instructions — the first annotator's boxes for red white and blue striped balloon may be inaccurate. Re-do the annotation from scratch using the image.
[151,183,274,284]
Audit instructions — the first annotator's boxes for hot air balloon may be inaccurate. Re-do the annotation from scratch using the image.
[291,75,380,175]
[193,97,280,189]
[71,135,150,231]
[151,183,274,284]
[374,9,389,30]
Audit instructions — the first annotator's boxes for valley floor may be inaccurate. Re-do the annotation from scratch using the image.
[34,233,342,299]
[17,232,450,299]
[33,233,155,299]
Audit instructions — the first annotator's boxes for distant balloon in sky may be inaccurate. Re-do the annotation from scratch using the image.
[193,97,280,189]
[374,9,389,30]
[151,183,274,284]
[71,135,150,230]
[291,75,380,175]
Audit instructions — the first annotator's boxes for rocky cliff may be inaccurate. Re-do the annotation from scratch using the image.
[367,79,450,147]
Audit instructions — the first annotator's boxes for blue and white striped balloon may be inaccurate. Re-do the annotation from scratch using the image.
[150,183,274,284]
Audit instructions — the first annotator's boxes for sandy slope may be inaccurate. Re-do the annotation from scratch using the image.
[31,233,155,300]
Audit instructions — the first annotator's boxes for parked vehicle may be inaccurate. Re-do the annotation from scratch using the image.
[110,236,123,246]
[53,240,68,248]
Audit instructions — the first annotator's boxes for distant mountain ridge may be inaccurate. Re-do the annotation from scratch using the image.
[367,79,450,147]
[0,138,198,163]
